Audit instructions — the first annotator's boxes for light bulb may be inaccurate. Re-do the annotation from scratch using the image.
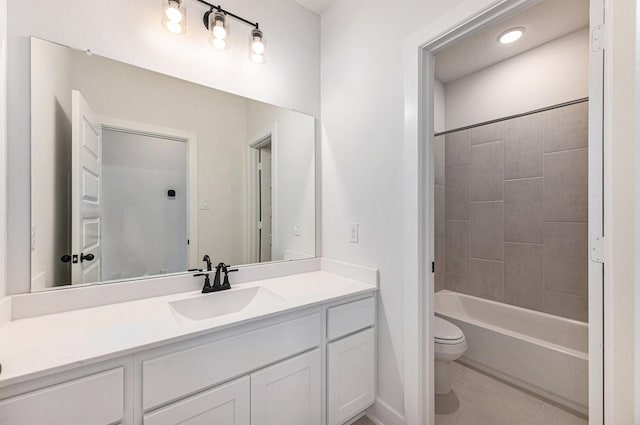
[165,4,183,23]
[498,27,524,44]
[162,0,186,34]
[213,24,227,40]
[212,37,227,50]
[251,38,265,55]
[251,53,265,64]
[166,21,184,34]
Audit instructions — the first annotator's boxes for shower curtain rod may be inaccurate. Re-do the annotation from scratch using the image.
[434,97,589,137]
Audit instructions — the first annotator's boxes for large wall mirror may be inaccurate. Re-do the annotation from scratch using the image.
[30,37,315,292]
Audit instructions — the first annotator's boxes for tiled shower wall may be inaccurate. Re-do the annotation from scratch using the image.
[434,102,589,322]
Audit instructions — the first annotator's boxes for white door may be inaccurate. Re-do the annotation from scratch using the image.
[143,376,250,425]
[327,328,376,425]
[71,90,102,285]
[250,349,321,425]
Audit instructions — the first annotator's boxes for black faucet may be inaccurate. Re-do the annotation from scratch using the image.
[194,262,238,293]
[202,255,212,271]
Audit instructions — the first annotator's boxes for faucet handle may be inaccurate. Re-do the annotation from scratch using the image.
[221,265,238,290]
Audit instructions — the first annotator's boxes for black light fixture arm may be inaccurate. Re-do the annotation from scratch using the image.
[194,0,260,30]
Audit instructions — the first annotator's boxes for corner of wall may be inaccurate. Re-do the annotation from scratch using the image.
[0,0,8,299]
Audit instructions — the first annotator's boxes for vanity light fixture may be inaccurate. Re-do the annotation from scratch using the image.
[163,0,266,63]
[162,0,187,35]
[498,27,525,44]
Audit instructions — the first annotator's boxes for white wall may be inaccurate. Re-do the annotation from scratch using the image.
[7,0,320,294]
[246,102,316,261]
[606,0,637,420]
[321,0,469,418]
[444,28,589,130]
[0,0,7,298]
[30,38,72,290]
[102,131,187,281]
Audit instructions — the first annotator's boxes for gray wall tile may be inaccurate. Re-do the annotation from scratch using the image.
[543,222,588,296]
[543,102,588,153]
[445,165,470,220]
[504,114,543,179]
[471,141,504,201]
[504,178,543,243]
[435,237,445,292]
[544,290,588,322]
[445,272,468,293]
[471,122,503,146]
[435,184,445,238]
[446,220,469,275]
[469,259,504,302]
[445,131,471,167]
[470,202,504,261]
[504,243,543,311]
[544,149,588,222]
[435,135,445,185]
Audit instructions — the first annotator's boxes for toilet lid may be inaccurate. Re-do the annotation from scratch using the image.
[434,317,464,343]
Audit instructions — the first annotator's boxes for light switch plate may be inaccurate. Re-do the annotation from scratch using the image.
[202,198,210,210]
[349,223,359,243]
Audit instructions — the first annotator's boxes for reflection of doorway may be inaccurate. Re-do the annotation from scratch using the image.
[258,143,273,262]
[248,131,276,264]
[101,129,187,281]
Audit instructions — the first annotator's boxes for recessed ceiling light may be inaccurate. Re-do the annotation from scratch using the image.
[498,27,525,44]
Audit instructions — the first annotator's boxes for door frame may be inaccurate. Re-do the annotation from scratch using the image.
[247,124,278,264]
[401,1,606,424]
[98,116,199,270]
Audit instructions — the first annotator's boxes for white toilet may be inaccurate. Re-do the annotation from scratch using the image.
[434,316,467,395]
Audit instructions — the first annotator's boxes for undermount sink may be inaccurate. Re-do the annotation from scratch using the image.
[170,286,286,321]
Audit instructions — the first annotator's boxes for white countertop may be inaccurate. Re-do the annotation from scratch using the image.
[0,270,376,388]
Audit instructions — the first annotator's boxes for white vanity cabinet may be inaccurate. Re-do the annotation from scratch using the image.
[0,291,376,425]
[326,297,377,425]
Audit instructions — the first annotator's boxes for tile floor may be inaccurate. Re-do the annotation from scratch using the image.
[435,362,588,425]
[353,416,376,425]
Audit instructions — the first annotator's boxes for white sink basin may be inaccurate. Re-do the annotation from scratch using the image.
[170,287,285,321]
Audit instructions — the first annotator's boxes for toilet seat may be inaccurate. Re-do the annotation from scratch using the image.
[434,316,465,345]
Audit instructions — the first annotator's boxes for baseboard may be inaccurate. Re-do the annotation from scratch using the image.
[366,398,404,425]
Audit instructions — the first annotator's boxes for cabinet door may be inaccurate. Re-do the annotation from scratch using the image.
[250,349,321,425]
[327,328,375,425]
[0,368,124,425]
[144,376,249,425]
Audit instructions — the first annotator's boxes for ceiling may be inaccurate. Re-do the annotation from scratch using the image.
[293,0,335,14]
[434,0,589,84]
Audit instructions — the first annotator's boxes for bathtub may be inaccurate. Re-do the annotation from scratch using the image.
[435,290,588,416]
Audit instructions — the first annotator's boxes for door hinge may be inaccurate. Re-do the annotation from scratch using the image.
[257,163,263,172]
[432,262,435,273]
[257,221,263,230]
[590,236,605,263]
[591,24,605,52]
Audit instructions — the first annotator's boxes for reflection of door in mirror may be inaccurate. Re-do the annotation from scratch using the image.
[71,90,103,285]
[258,142,272,262]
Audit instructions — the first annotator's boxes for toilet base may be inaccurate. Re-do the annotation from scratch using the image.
[435,360,452,395]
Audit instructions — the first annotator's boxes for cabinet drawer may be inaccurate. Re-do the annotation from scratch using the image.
[327,328,375,425]
[144,376,250,425]
[143,313,320,411]
[0,368,124,425]
[327,297,375,341]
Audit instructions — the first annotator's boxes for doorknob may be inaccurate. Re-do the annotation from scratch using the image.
[60,255,72,263]
[81,253,95,262]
